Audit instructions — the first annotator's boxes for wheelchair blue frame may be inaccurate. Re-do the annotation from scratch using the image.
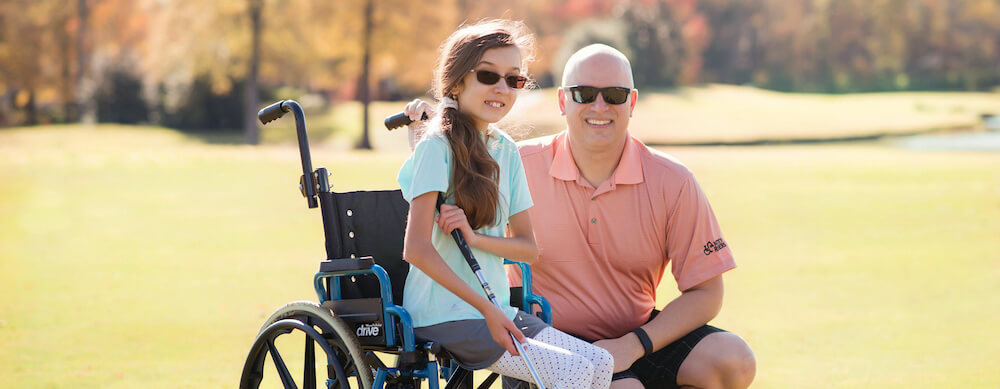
[313,260,552,388]
[244,100,554,389]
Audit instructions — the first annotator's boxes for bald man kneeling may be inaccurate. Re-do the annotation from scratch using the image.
[503,44,755,389]
[405,44,756,389]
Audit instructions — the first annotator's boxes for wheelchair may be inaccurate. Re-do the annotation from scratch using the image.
[239,100,552,389]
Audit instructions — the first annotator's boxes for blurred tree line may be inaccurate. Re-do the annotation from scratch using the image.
[1,0,998,144]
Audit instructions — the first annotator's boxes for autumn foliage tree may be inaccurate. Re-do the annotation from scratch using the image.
[699,0,1000,92]
[1,0,999,132]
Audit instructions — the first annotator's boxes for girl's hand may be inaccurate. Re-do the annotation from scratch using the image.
[437,204,478,245]
[483,305,525,356]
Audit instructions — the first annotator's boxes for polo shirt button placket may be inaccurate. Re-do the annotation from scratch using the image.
[587,191,600,244]
[587,216,599,244]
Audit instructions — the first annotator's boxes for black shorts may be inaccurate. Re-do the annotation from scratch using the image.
[575,310,726,389]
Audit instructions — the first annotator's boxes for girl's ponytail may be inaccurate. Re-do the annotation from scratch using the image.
[431,19,535,229]
[441,105,499,230]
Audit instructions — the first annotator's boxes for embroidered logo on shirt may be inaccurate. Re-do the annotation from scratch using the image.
[703,238,728,256]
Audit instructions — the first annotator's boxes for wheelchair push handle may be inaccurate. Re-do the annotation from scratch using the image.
[256,100,319,208]
[384,111,429,130]
[257,100,288,125]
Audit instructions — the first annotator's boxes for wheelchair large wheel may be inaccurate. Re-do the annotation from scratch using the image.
[240,300,374,389]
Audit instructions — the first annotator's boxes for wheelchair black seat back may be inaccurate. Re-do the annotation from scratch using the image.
[319,189,409,348]
[239,100,550,389]
[322,189,410,307]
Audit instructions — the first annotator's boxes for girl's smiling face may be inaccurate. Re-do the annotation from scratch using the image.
[452,45,523,131]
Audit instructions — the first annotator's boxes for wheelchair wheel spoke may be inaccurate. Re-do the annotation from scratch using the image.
[365,351,386,371]
[477,373,499,389]
[304,334,316,389]
[241,302,374,389]
[267,338,299,389]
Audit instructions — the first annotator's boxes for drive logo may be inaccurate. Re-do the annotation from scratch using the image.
[356,323,382,337]
[703,238,728,256]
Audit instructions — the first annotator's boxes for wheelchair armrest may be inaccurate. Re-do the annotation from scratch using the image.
[314,261,414,350]
[384,305,417,352]
[319,257,375,272]
[504,259,553,324]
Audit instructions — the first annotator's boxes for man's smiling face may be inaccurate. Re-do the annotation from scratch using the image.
[559,52,638,153]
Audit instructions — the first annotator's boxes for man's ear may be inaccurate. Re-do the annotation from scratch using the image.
[628,89,638,116]
[557,88,566,115]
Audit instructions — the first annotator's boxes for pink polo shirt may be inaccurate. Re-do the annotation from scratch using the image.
[508,131,736,340]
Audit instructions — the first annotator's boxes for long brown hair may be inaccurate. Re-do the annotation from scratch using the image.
[432,19,534,229]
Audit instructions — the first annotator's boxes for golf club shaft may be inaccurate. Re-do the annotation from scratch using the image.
[436,194,547,389]
[470,266,545,388]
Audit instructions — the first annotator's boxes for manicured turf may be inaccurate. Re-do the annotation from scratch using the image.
[325,85,1000,145]
[1,125,997,388]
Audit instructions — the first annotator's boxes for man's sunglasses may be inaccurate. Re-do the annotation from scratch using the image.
[469,69,527,89]
[564,85,633,105]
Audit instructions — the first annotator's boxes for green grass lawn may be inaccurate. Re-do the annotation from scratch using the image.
[1,124,998,388]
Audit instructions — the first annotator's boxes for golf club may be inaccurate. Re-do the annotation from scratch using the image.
[434,193,547,389]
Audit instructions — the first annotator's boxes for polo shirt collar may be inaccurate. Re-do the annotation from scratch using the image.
[549,131,644,186]
[550,132,579,181]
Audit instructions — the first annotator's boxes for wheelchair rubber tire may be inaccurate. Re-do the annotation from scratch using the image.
[240,300,374,389]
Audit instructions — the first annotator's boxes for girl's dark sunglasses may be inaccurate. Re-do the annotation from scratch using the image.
[565,85,633,105]
[469,69,527,89]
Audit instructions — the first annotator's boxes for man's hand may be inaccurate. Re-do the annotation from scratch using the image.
[594,332,645,373]
[403,98,435,123]
[403,99,434,150]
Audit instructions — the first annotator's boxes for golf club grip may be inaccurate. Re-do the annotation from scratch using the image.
[434,193,483,272]
[384,112,429,130]
[450,230,484,272]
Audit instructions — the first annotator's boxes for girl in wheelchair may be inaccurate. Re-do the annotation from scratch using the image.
[396,19,613,389]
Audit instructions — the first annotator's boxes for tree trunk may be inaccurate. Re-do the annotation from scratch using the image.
[244,0,262,145]
[355,0,374,150]
[76,0,93,124]
[59,12,74,122]
[26,89,38,126]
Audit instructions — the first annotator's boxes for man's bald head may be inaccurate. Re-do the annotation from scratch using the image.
[561,44,635,88]
[557,43,638,163]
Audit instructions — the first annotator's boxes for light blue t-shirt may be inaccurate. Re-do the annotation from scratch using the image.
[396,127,533,328]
